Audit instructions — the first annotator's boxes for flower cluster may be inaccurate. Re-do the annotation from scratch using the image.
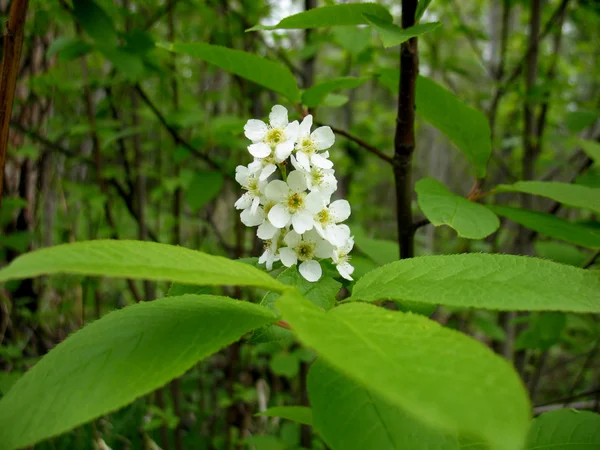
[235,105,354,282]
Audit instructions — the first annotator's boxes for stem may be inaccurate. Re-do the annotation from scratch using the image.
[393,0,419,259]
[0,0,30,207]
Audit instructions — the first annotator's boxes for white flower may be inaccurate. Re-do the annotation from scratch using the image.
[265,171,323,234]
[313,200,351,246]
[279,229,333,282]
[248,157,278,181]
[244,105,299,162]
[294,115,335,171]
[290,154,337,199]
[234,165,267,214]
[258,228,283,271]
[240,206,265,227]
[332,235,355,281]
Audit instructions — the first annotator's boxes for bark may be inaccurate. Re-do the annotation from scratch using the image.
[393,0,419,259]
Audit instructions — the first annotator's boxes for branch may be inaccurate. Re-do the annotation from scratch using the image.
[325,124,393,164]
[134,84,230,177]
[0,0,30,205]
[534,400,598,415]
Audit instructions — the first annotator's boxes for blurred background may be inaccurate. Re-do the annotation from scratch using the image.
[0,0,599,449]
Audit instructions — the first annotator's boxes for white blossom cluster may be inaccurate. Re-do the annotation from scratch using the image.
[235,105,354,282]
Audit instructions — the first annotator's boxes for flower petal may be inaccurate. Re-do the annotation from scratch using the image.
[251,196,261,215]
[234,193,252,210]
[287,170,308,193]
[284,120,300,142]
[311,126,335,150]
[248,142,271,158]
[295,151,311,172]
[275,140,295,162]
[292,210,314,234]
[325,224,351,247]
[241,207,265,227]
[299,260,322,282]
[268,204,291,228]
[329,199,351,222]
[257,221,278,239]
[284,230,302,247]
[244,119,268,141]
[311,153,334,169]
[279,247,297,267]
[337,262,354,281]
[259,164,277,181]
[314,238,334,258]
[269,105,288,129]
[305,191,325,214]
[298,115,313,138]
[235,165,249,186]
[265,180,289,202]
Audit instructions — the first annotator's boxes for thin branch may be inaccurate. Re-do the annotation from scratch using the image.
[534,400,598,415]
[134,84,230,177]
[0,0,30,205]
[325,124,393,164]
[413,217,430,231]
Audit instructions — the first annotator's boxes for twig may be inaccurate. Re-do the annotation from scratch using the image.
[325,124,393,164]
[134,84,230,177]
[0,0,30,205]
[534,400,598,415]
[413,217,430,231]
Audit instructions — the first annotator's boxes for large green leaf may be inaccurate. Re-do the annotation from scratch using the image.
[302,76,370,108]
[278,297,530,450]
[0,295,276,450]
[526,409,600,449]
[0,240,287,292]
[416,76,492,178]
[349,254,600,312]
[364,14,441,47]
[247,3,392,31]
[73,0,118,46]
[565,110,598,133]
[256,406,313,426]
[308,360,468,450]
[489,205,600,249]
[579,139,600,163]
[416,178,499,239]
[156,42,300,102]
[495,181,600,214]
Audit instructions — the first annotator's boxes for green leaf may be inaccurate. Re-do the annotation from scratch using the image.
[416,75,492,178]
[157,42,300,102]
[256,406,312,426]
[278,296,530,450]
[270,352,300,378]
[251,266,341,344]
[308,360,465,450]
[489,205,600,249]
[302,76,370,108]
[332,26,373,55]
[579,139,600,163]
[166,283,212,297]
[526,409,600,449]
[416,0,434,21]
[321,93,349,108]
[73,0,118,46]
[516,312,566,351]
[364,14,441,47]
[495,181,600,214]
[565,110,598,133]
[352,229,399,266]
[415,178,499,239]
[46,37,92,62]
[534,241,588,267]
[349,253,600,312]
[247,3,393,31]
[185,171,224,212]
[0,295,276,450]
[0,240,287,293]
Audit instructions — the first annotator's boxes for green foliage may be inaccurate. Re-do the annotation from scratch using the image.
[489,205,600,249]
[302,76,370,108]
[416,76,492,178]
[364,14,441,48]
[496,181,600,214]
[565,110,599,133]
[308,360,465,450]
[349,254,600,312]
[157,42,301,102]
[246,3,393,31]
[0,295,276,450]
[525,409,600,449]
[0,240,287,292]
[73,0,118,46]
[186,171,224,212]
[415,178,500,239]
[277,295,530,450]
[256,406,313,426]
[516,312,566,351]
[579,139,600,163]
